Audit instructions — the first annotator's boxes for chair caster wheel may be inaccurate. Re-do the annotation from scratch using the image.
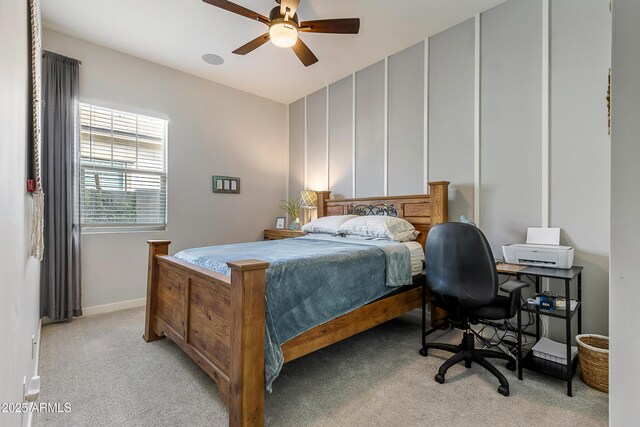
[435,374,445,384]
[506,360,516,371]
[498,385,510,396]
[465,360,472,369]
[419,347,429,357]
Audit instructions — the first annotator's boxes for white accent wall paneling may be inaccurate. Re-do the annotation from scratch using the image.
[550,0,611,336]
[329,76,355,198]
[480,0,543,255]
[289,98,305,200]
[286,0,611,338]
[428,18,475,222]
[355,60,386,198]
[306,88,328,191]
[388,42,425,196]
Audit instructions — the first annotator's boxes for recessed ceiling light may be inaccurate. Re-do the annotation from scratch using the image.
[202,54,224,66]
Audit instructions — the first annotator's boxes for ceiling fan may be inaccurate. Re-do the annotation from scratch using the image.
[202,0,361,66]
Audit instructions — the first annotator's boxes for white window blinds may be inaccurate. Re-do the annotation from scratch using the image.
[80,104,167,231]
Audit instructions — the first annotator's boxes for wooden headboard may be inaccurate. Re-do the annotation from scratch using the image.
[315,181,449,249]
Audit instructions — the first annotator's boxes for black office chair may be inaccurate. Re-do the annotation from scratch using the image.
[419,222,528,396]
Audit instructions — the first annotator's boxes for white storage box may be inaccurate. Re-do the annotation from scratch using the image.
[532,337,577,366]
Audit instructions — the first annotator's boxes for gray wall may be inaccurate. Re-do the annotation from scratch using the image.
[0,1,41,425]
[43,30,288,310]
[388,42,425,196]
[287,0,610,336]
[355,60,386,197]
[429,19,475,222]
[480,0,542,256]
[611,1,640,424]
[549,0,611,340]
[289,99,305,203]
[328,77,354,199]
[306,88,328,191]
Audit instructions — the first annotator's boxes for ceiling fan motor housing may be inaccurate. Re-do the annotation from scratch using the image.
[269,6,299,26]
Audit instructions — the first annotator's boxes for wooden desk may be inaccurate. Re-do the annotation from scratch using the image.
[496,262,527,275]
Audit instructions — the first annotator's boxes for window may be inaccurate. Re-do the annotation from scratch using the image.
[80,104,167,232]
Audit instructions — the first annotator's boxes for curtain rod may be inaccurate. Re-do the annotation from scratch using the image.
[41,52,82,65]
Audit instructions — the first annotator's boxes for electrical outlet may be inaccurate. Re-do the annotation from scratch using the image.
[32,334,37,359]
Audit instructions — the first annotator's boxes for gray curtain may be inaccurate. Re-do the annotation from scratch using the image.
[40,51,82,322]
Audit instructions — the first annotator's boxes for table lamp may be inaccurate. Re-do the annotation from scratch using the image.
[299,190,317,224]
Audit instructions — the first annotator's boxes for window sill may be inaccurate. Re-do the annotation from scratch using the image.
[81,227,167,235]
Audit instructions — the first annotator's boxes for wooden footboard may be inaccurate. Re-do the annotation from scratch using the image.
[143,241,269,427]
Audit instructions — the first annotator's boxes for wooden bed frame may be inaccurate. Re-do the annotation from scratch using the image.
[143,181,449,426]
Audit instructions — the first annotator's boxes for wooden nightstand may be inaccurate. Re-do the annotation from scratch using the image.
[264,229,304,240]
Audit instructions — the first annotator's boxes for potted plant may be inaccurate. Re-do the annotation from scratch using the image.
[280,198,302,230]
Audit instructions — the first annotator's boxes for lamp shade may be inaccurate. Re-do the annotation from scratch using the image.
[299,190,318,209]
[269,22,298,48]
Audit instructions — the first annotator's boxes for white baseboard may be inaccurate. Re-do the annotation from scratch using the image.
[26,318,42,427]
[82,298,146,317]
[34,318,41,376]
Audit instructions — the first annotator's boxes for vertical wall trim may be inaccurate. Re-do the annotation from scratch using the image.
[541,0,551,324]
[541,0,550,228]
[326,86,330,191]
[424,38,430,187]
[384,57,389,196]
[352,73,357,197]
[474,14,482,226]
[303,96,308,190]
[286,104,290,200]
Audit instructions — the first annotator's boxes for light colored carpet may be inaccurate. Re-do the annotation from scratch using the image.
[34,308,607,427]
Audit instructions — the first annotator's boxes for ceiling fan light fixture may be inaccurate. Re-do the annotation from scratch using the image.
[269,22,298,48]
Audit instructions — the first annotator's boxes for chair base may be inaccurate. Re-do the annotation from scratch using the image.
[420,331,512,396]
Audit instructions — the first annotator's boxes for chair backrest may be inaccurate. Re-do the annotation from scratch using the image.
[425,222,498,308]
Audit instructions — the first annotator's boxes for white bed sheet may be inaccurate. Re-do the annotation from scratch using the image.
[404,241,425,275]
[303,233,424,276]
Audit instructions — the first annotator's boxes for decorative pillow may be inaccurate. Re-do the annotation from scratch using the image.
[302,215,358,235]
[337,216,417,241]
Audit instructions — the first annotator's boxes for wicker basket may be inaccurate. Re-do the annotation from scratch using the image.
[576,334,609,393]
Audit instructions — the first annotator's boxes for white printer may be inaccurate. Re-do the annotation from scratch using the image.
[502,227,574,269]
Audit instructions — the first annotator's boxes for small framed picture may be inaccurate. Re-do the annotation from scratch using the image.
[275,217,286,229]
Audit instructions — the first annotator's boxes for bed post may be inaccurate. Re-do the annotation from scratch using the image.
[144,240,171,342]
[428,182,450,329]
[228,259,270,427]
[428,181,449,225]
[315,191,331,218]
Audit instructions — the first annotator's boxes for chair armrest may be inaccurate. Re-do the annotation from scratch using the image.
[501,279,530,318]
[500,280,529,294]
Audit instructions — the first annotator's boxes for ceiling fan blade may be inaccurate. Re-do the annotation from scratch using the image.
[232,33,270,55]
[291,38,318,67]
[202,0,269,24]
[299,18,360,34]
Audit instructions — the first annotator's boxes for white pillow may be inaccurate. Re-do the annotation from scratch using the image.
[302,215,358,235]
[337,216,417,241]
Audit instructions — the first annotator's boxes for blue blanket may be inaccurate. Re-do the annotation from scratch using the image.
[174,236,412,391]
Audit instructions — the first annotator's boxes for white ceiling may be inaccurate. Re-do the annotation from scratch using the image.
[42,0,507,104]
